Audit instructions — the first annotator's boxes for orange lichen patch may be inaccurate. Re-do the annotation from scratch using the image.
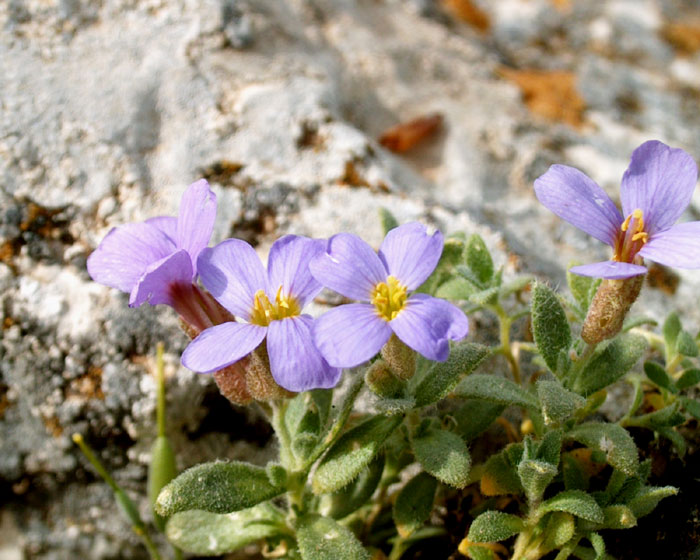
[378,113,443,153]
[338,160,390,193]
[499,68,586,128]
[646,263,680,295]
[297,121,326,151]
[441,0,490,32]
[0,240,15,266]
[0,385,10,419]
[662,22,700,55]
[42,414,64,437]
[550,0,572,12]
[199,160,244,186]
[67,366,105,400]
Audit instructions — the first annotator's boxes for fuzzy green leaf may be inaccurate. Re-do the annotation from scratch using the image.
[412,429,471,488]
[165,503,284,555]
[643,361,677,393]
[588,532,606,559]
[540,490,604,523]
[454,374,538,408]
[677,330,699,357]
[393,472,438,537]
[627,486,678,518]
[531,283,571,375]
[453,400,505,441]
[518,459,558,503]
[321,454,385,520]
[296,514,369,560]
[676,368,700,390]
[574,334,647,395]
[602,505,637,529]
[435,276,475,300]
[663,312,681,355]
[313,415,402,495]
[465,234,494,286]
[468,511,525,542]
[567,266,597,313]
[379,208,399,234]
[542,512,575,550]
[155,461,285,516]
[680,396,700,420]
[418,238,466,294]
[480,447,523,496]
[567,423,639,476]
[537,380,585,424]
[414,343,490,407]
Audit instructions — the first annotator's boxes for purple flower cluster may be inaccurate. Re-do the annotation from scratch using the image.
[89,187,470,393]
[535,140,700,279]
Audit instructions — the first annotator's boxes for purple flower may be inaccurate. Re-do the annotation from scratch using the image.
[309,222,470,368]
[535,140,700,279]
[181,235,341,392]
[87,180,224,329]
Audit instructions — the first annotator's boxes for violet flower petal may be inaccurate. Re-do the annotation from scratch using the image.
[267,235,325,307]
[129,250,193,307]
[197,239,267,320]
[176,179,217,272]
[378,222,443,290]
[639,222,700,269]
[620,141,698,235]
[390,294,469,362]
[312,303,392,368]
[146,216,178,245]
[534,164,623,247]
[267,315,342,391]
[87,222,176,293]
[309,233,388,301]
[181,321,267,373]
[569,260,647,279]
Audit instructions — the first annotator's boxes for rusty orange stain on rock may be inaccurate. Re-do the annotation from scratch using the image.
[441,0,490,32]
[378,113,443,153]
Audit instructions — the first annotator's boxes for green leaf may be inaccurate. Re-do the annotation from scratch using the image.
[413,343,490,407]
[499,276,533,299]
[393,472,438,537]
[574,334,647,395]
[462,544,498,560]
[631,403,685,429]
[453,400,505,441]
[539,490,604,523]
[148,436,177,531]
[567,423,638,476]
[468,285,501,306]
[379,207,399,234]
[418,238,466,295]
[676,368,700,390]
[454,374,538,408]
[567,265,597,313]
[165,503,284,555]
[537,429,563,466]
[412,428,471,488]
[311,389,333,429]
[480,445,523,496]
[537,380,586,424]
[680,396,700,420]
[321,454,385,520]
[588,532,606,559]
[601,505,637,529]
[468,511,525,542]
[677,330,699,357]
[627,486,678,518]
[542,512,575,550]
[518,459,558,503]
[296,514,369,560]
[663,312,681,356]
[643,361,677,393]
[155,461,285,516]
[435,276,475,300]
[313,415,402,494]
[465,234,494,286]
[531,283,571,375]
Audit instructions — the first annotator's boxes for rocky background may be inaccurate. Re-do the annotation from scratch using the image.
[2,0,700,558]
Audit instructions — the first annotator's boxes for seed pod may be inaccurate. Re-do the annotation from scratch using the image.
[213,358,253,406]
[581,275,644,344]
[245,343,295,401]
[381,334,416,380]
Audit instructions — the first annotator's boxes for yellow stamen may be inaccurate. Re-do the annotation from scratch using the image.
[249,288,301,326]
[614,208,649,263]
[371,276,408,321]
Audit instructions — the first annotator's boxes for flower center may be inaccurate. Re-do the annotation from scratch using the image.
[371,275,408,321]
[249,287,301,326]
[613,208,649,264]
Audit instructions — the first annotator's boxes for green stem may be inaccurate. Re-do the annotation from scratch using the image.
[567,342,597,390]
[492,303,521,385]
[73,434,162,560]
[271,400,295,471]
[156,342,166,438]
[618,376,644,427]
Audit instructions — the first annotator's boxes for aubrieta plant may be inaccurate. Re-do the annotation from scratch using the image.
[76,140,700,560]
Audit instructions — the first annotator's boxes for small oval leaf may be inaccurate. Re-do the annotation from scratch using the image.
[531,282,571,374]
[566,422,639,476]
[539,490,604,523]
[468,511,525,543]
[393,472,438,537]
[454,374,538,409]
[412,429,471,488]
[296,514,369,560]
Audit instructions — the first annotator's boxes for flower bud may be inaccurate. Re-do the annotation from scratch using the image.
[365,359,405,398]
[380,334,416,380]
[213,358,253,406]
[244,343,295,401]
[581,275,644,344]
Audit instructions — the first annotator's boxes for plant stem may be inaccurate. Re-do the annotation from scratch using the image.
[567,342,597,390]
[155,342,166,438]
[493,303,521,385]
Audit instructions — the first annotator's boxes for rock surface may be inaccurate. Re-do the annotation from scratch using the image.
[2,0,700,557]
